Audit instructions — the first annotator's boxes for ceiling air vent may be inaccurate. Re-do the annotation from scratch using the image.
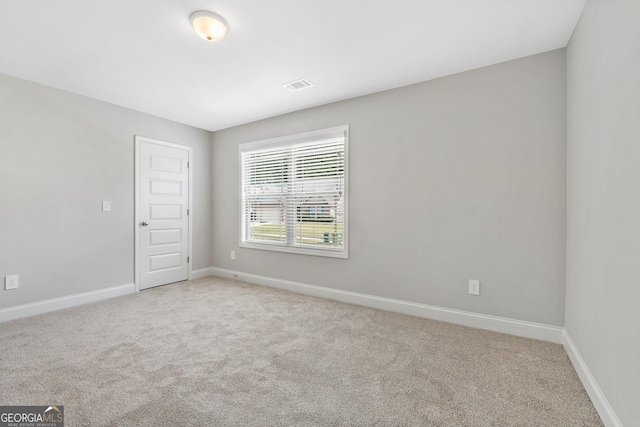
[282,78,314,91]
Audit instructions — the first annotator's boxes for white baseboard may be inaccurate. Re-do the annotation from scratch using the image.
[0,283,136,323]
[563,331,622,427]
[209,267,564,343]
[191,267,216,280]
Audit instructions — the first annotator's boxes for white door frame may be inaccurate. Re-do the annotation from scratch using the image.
[134,135,193,292]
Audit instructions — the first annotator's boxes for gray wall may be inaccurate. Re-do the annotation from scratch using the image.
[566,1,640,425]
[0,73,212,309]
[212,49,567,326]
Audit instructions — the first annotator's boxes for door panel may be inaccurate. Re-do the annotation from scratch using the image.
[150,179,182,195]
[149,252,182,271]
[149,229,182,246]
[149,204,182,220]
[138,139,189,290]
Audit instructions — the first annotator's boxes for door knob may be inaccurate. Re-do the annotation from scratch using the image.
[141,221,149,226]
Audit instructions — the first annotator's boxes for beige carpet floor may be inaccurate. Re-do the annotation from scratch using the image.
[0,276,602,426]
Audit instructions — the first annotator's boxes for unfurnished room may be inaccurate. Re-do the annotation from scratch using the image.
[0,1,638,426]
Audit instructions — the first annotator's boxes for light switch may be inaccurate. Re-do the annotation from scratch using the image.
[102,201,111,212]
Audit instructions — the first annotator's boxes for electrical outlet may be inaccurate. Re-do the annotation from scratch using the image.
[102,201,111,212]
[469,279,480,296]
[5,275,19,290]
[231,250,236,261]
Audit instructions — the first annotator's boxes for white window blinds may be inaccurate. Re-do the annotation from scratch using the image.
[240,126,348,258]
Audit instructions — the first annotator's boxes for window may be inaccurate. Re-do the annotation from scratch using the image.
[240,125,348,258]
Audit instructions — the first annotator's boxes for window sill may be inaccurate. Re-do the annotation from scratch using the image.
[239,241,348,259]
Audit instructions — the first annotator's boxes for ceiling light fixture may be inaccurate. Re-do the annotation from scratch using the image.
[189,11,229,42]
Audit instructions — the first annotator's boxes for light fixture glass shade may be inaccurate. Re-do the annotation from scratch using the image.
[190,11,229,42]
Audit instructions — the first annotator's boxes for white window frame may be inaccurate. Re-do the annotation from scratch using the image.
[239,125,349,259]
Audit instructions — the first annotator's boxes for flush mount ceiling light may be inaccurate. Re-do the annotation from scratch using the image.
[189,10,229,42]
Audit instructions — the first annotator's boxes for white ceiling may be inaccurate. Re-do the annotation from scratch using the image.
[0,0,586,132]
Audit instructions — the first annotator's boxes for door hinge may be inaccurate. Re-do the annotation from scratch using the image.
[187,209,189,216]
[187,256,190,263]
[187,161,190,168]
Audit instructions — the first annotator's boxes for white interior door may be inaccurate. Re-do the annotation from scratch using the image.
[136,137,190,290]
